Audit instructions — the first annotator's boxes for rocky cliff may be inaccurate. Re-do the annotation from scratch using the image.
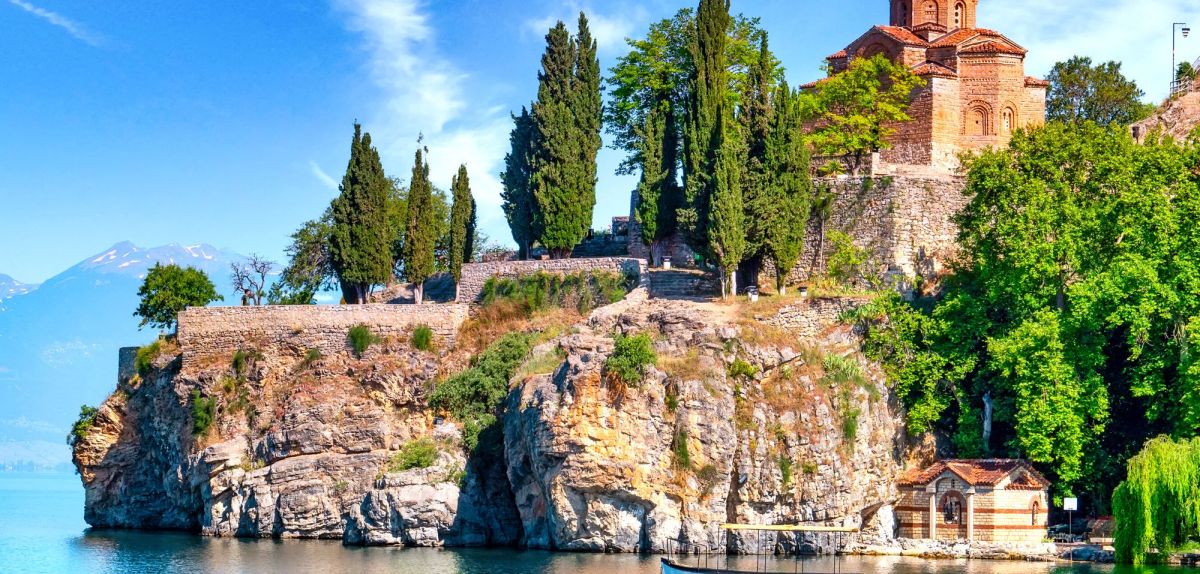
[73,292,912,553]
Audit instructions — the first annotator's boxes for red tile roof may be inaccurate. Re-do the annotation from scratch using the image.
[826,49,848,60]
[874,25,929,46]
[898,459,1050,488]
[959,41,1027,56]
[1025,76,1051,87]
[929,27,1006,48]
[911,61,958,77]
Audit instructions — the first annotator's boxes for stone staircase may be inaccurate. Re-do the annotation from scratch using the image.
[648,269,718,300]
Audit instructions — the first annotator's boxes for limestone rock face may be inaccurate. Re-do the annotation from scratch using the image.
[1133,80,1200,143]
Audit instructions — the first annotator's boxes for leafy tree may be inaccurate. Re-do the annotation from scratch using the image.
[1046,56,1154,126]
[805,54,924,176]
[403,145,436,304]
[762,81,812,294]
[134,263,222,332]
[1113,436,1200,564]
[449,164,474,287]
[329,123,392,304]
[501,107,536,259]
[271,214,334,305]
[1178,60,1197,88]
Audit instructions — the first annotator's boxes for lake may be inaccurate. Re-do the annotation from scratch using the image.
[0,473,1183,574]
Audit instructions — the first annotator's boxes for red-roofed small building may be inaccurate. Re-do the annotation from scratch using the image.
[815,0,1047,172]
[896,459,1050,543]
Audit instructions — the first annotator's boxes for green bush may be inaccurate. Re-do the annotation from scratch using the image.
[429,332,534,450]
[134,263,222,331]
[301,347,322,368]
[135,340,162,375]
[411,325,434,352]
[778,455,794,487]
[671,429,691,470]
[388,438,438,472]
[67,405,99,446]
[480,270,630,314]
[727,358,758,380]
[191,390,215,436]
[604,333,657,387]
[842,407,861,443]
[802,461,818,474]
[348,324,376,358]
[696,463,721,496]
[231,348,263,377]
[826,231,870,285]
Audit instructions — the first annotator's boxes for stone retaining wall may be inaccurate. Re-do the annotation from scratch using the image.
[768,297,871,339]
[176,304,468,365]
[456,257,646,303]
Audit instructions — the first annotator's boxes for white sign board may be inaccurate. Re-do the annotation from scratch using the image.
[1064,498,1078,511]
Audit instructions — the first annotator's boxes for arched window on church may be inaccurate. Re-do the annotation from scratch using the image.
[954,2,965,28]
[1002,107,1016,133]
[923,1,938,24]
[967,106,989,136]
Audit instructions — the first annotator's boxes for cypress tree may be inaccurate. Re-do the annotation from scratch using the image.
[449,164,474,289]
[501,107,536,259]
[738,36,776,289]
[762,82,812,295]
[680,0,731,260]
[403,146,436,304]
[634,97,683,265]
[329,123,392,304]
[575,12,602,237]
[465,194,477,264]
[708,123,746,299]
[530,20,592,258]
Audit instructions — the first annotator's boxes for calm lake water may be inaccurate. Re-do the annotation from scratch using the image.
[0,472,1186,574]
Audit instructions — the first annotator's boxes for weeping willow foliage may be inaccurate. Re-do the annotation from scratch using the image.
[1113,436,1200,564]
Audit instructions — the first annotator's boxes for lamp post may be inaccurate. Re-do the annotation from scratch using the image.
[1174,22,1191,92]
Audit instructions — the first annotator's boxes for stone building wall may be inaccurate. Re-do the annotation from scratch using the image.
[456,257,646,303]
[768,297,870,339]
[176,304,468,365]
[790,175,970,285]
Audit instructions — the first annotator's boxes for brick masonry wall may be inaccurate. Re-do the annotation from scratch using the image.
[176,304,468,365]
[790,175,970,285]
[456,257,647,303]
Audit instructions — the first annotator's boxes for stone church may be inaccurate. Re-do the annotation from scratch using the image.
[813,0,1048,173]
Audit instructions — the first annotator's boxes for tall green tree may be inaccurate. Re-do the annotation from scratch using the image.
[501,107,536,259]
[737,36,776,288]
[805,54,924,176]
[762,82,812,294]
[329,123,393,304]
[1046,56,1154,126]
[403,146,436,304]
[134,264,222,331]
[270,212,334,305]
[680,0,732,261]
[449,164,474,290]
[708,124,746,298]
[528,17,600,258]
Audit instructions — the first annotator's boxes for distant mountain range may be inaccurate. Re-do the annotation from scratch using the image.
[0,242,246,470]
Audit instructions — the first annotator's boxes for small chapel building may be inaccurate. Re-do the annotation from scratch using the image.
[810,0,1048,173]
[896,459,1050,543]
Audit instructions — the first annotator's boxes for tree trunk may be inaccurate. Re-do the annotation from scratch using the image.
[414,282,424,305]
[982,391,994,454]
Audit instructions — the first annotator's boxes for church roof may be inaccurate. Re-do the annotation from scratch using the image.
[959,40,1027,56]
[898,459,1050,488]
[911,61,958,78]
[873,25,930,46]
[1025,76,1051,87]
[826,49,848,60]
[930,28,1001,47]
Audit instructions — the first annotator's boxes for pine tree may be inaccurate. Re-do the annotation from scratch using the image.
[680,0,731,260]
[501,107,536,259]
[329,123,392,304]
[449,164,474,291]
[403,146,436,304]
[763,82,812,295]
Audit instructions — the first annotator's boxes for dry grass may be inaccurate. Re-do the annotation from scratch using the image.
[515,346,566,380]
[658,349,712,383]
[455,300,580,356]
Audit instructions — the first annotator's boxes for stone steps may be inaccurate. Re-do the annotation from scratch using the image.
[648,269,718,300]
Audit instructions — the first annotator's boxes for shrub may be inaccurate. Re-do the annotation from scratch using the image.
[727,358,758,380]
[191,390,215,436]
[135,340,162,375]
[671,429,691,470]
[802,461,819,474]
[300,347,322,369]
[480,270,630,314]
[429,332,535,450]
[604,333,657,387]
[67,405,99,446]
[826,231,870,285]
[348,324,376,358]
[696,463,721,496]
[842,407,861,443]
[778,456,794,487]
[231,348,263,377]
[411,325,435,351]
[388,438,438,472]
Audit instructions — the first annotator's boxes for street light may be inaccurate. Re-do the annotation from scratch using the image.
[1174,22,1190,92]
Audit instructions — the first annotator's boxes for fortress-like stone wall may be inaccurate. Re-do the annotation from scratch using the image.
[176,304,468,365]
[768,297,871,340]
[790,175,970,285]
[457,257,646,303]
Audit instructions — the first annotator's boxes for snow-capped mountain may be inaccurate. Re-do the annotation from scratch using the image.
[0,274,37,300]
[0,241,247,469]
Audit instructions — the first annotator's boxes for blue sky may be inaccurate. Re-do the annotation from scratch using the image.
[2,0,1198,283]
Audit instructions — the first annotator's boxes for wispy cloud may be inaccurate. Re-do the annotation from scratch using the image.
[309,161,339,190]
[7,0,104,47]
[986,0,1200,102]
[334,0,513,241]
[524,1,647,54]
